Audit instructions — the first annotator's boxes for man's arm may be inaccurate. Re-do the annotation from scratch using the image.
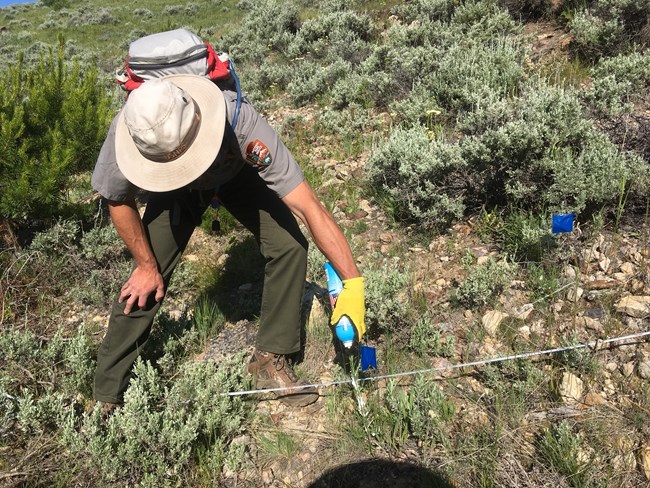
[282,180,367,339]
[108,199,165,314]
[281,180,359,279]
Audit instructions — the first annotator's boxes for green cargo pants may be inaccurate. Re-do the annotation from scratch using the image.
[94,165,309,403]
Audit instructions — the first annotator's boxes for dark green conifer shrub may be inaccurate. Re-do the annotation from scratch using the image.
[0,39,111,227]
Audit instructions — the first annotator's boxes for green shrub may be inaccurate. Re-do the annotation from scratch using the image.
[538,420,592,488]
[63,354,252,486]
[383,376,456,447]
[482,360,546,424]
[287,59,351,106]
[0,40,112,227]
[496,211,554,262]
[569,0,650,59]
[133,7,153,18]
[460,82,648,214]
[362,258,412,331]
[456,255,516,307]
[80,224,127,265]
[287,10,375,62]
[407,312,455,357]
[389,0,456,23]
[586,51,650,115]
[366,125,466,231]
[223,0,300,63]
[429,37,525,113]
[0,324,95,402]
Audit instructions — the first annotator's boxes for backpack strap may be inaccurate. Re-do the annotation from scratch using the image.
[206,44,242,130]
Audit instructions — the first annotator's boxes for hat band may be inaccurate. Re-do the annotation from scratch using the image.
[139,101,202,163]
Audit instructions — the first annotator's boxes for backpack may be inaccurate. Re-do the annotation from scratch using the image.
[115,29,242,129]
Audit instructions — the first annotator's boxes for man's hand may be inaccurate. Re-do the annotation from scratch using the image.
[108,199,164,315]
[119,265,165,314]
[331,277,366,341]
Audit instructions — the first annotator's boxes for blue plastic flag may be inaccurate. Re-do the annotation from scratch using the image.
[552,213,574,234]
[360,345,377,371]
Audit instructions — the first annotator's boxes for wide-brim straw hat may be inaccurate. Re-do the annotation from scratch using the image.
[115,74,226,192]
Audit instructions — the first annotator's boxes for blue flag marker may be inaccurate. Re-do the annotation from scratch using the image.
[552,213,574,234]
[360,345,377,371]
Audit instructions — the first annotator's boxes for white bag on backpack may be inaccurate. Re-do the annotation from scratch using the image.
[127,29,210,81]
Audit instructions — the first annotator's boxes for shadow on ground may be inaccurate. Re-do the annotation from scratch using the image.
[307,459,454,488]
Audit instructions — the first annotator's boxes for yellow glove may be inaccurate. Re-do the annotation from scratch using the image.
[331,277,366,341]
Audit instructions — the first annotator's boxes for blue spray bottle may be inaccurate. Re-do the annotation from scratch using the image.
[324,262,355,348]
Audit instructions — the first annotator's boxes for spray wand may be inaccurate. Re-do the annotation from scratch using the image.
[324,262,370,415]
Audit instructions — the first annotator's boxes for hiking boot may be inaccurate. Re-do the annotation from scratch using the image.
[247,349,319,407]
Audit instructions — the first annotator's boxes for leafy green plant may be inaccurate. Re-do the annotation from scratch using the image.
[482,360,547,426]
[362,257,412,331]
[256,431,300,461]
[381,376,456,448]
[569,0,650,59]
[408,312,455,358]
[526,262,560,302]
[456,256,516,308]
[538,420,592,488]
[496,211,554,262]
[554,335,601,377]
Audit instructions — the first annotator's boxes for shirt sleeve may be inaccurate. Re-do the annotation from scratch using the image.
[226,92,305,198]
[91,113,138,201]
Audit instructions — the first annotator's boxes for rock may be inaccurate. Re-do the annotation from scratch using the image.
[640,444,650,480]
[638,361,650,380]
[576,316,603,332]
[477,255,490,265]
[471,246,490,257]
[567,287,584,302]
[564,265,577,279]
[585,279,618,290]
[347,210,368,220]
[379,233,392,244]
[518,325,531,340]
[603,378,616,398]
[581,391,607,407]
[559,372,583,405]
[615,296,650,318]
[620,262,635,275]
[238,283,253,292]
[605,362,618,372]
[216,253,229,267]
[513,303,534,320]
[621,362,635,377]
[482,310,508,336]
[581,249,597,264]
[598,257,611,273]
[630,279,646,292]
[612,452,637,474]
